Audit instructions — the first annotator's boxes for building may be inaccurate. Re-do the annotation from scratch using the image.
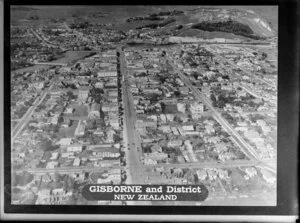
[78,89,89,101]
[57,138,73,146]
[97,71,117,77]
[182,125,194,131]
[74,120,86,136]
[50,152,59,160]
[167,140,182,147]
[73,158,81,166]
[67,145,83,152]
[196,170,207,181]
[177,103,186,113]
[89,103,101,119]
[64,107,74,115]
[46,161,58,169]
[190,102,204,114]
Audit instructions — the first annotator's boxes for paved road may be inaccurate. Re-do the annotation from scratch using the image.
[30,29,67,52]
[204,45,276,88]
[16,165,123,174]
[240,85,276,106]
[118,48,145,184]
[33,62,68,66]
[12,82,55,142]
[118,47,152,205]
[147,159,260,169]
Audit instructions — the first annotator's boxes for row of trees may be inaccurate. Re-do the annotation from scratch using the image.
[192,20,264,40]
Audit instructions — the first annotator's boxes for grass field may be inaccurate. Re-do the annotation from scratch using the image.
[73,105,88,117]
[164,104,178,114]
[58,119,78,138]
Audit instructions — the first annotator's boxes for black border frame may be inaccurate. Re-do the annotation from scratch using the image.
[3,0,299,216]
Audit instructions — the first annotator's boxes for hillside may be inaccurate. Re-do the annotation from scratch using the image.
[10,5,278,40]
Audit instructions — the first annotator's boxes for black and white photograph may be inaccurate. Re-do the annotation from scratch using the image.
[1,1,298,221]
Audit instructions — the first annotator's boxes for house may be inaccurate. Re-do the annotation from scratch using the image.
[244,167,257,179]
[177,103,186,113]
[160,114,167,123]
[67,145,83,152]
[50,152,59,160]
[61,119,71,128]
[260,169,276,184]
[94,128,104,136]
[89,103,101,119]
[144,158,157,165]
[95,82,104,88]
[73,158,81,166]
[78,87,89,101]
[206,169,218,181]
[46,161,58,169]
[182,125,194,131]
[217,169,229,179]
[196,170,207,181]
[102,103,118,112]
[167,140,182,147]
[97,71,117,77]
[179,87,189,95]
[158,125,171,133]
[61,152,75,159]
[64,107,74,115]
[57,138,73,146]
[171,127,179,135]
[190,102,204,114]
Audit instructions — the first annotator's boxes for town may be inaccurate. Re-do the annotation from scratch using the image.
[10,6,277,206]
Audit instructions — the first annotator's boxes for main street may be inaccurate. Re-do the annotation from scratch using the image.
[118,48,145,185]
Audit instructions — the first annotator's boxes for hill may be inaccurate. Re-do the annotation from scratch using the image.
[10,5,278,39]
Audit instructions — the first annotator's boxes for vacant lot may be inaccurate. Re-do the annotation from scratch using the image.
[164,104,178,114]
[73,105,88,117]
[58,119,78,138]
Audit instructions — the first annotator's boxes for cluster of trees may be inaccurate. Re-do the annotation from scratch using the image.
[14,105,29,118]
[90,88,104,104]
[42,28,63,37]
[149,10,183,17]
[39,138,60,152]
[210,92,236,109]
[28,15,39,20]
[136,18,176,30]
[127,16,163,22]
[222,113,237,125]
[12,172,34,187]
[127,10,182,23]
[11,27,27,36]
[192,20,264,40]
[70,21,91,29]
[66,90,77,100]
[11,61,32,71]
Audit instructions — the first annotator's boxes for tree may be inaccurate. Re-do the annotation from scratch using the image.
[66,90,76,100]
[54,172,61,182]
[39,139,59,152]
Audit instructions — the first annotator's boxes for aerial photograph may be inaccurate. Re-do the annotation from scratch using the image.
[10,5,277,206]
